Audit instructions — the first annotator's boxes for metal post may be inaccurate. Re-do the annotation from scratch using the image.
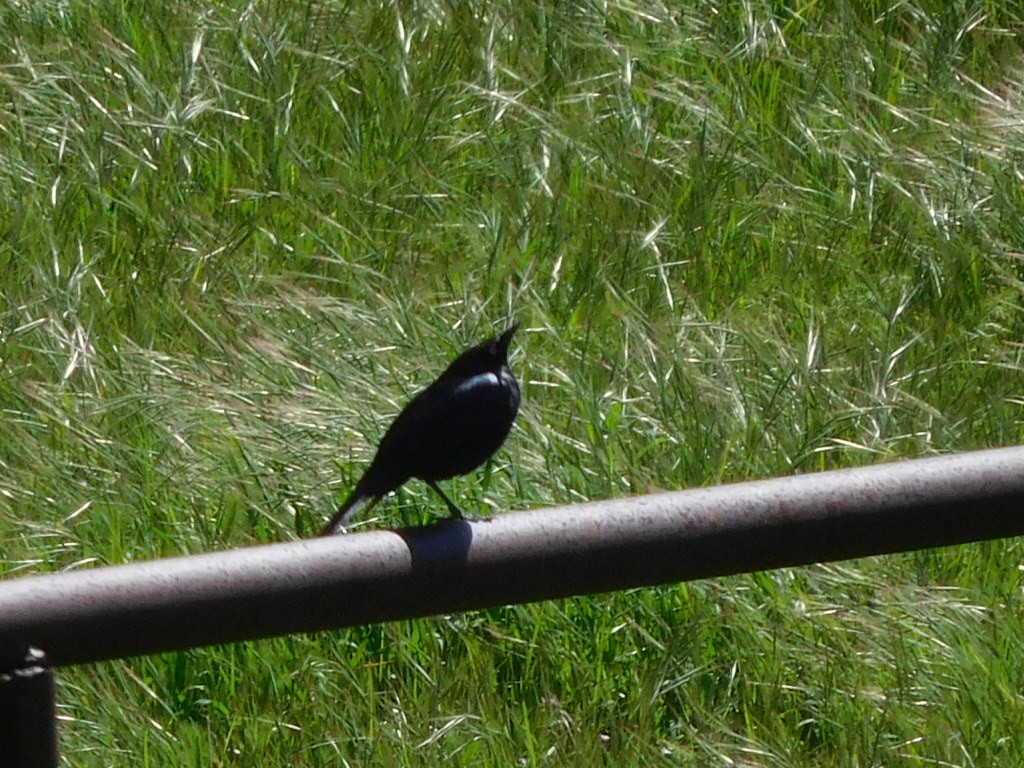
[0,446,1023,671]
[0,647,58,768]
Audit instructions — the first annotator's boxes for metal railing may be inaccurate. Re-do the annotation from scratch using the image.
[3,446,1024,766]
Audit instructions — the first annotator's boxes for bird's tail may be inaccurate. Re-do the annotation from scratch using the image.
[318,490,376,537]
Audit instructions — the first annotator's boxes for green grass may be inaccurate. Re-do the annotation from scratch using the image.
[2,0,1024,764]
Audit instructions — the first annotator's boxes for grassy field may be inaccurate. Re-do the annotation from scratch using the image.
[2,0,1023,764]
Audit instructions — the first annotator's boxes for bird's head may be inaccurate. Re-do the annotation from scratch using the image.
[492,324,518,362]
[447,324,518,377]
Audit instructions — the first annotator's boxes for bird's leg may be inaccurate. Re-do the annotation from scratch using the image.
[425,480,472,521]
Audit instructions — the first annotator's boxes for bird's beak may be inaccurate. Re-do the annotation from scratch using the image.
[496,324,518,357]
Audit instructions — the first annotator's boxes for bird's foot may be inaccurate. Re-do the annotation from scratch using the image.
[438,509,490,524]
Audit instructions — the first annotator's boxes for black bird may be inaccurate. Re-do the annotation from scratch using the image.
[320,325,520,535]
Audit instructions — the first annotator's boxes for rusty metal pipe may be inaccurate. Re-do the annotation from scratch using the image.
[2,446,1023,671]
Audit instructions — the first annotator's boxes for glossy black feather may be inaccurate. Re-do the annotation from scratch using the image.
[320,325,520,535]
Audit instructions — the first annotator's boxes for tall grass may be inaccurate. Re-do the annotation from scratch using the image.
[2,1,1023,765]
